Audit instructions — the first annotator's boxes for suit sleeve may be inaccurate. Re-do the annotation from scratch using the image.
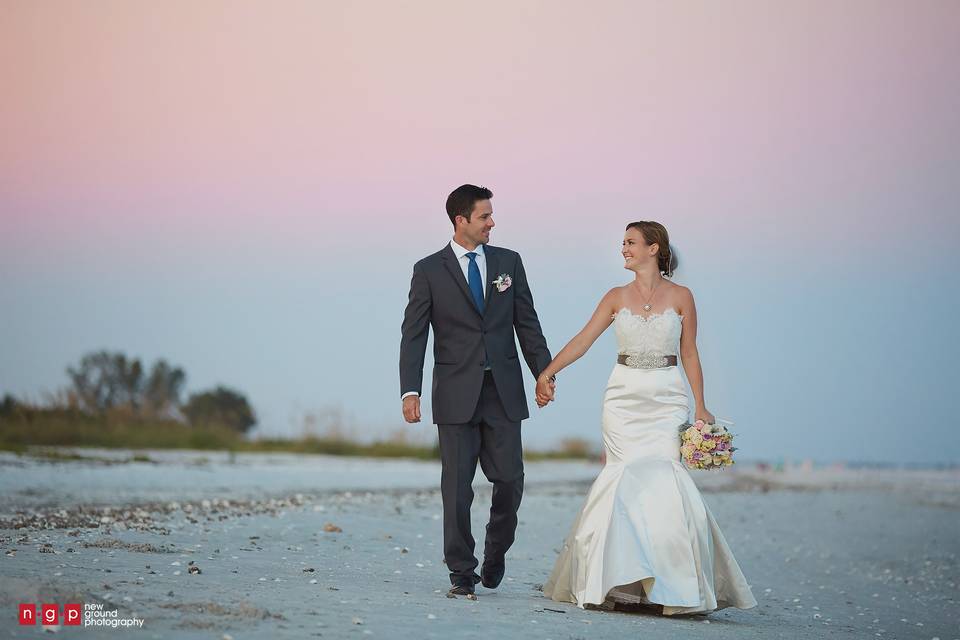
[512,254,552,380]
[399,262,431,397]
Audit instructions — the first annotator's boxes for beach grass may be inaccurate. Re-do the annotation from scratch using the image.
[0,410,595,461]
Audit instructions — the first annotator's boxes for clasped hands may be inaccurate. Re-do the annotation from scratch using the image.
[535,374,556,408]
[403,373,557,421]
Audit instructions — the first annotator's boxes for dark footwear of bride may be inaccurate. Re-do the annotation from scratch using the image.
[614,602,664,615]
[587,599,664,615]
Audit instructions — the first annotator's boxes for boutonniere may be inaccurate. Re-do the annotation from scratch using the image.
[492,274,513,293]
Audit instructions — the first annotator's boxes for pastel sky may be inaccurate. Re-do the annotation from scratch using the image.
[2,1,958,464]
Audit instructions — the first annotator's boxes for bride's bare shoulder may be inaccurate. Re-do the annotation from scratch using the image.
[664,279,692,296]
[598,286,625,312]
[667,282,696,315]
[604,284,629,301]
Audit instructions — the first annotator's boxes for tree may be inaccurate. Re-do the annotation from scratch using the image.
[67,350,143,413]
[66,351,186,417]
[182,386,256,434]
[0,393,19,417]
[142,360,186,418]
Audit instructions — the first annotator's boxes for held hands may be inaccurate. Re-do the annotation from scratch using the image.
[535,374,556,408]
[402,395,422,423]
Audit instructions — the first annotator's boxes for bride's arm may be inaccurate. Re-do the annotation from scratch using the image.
[536,289,619,396]
[678,288,714,423]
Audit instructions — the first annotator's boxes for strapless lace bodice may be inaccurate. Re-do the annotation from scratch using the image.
[612,308,683,356]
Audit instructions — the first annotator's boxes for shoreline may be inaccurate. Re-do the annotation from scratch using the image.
[2,451,957,537]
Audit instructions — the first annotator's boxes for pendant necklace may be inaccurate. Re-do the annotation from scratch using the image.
[634,278,662,312]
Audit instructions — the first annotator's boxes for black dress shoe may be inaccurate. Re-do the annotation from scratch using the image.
[481,558,505,589]
[448,572,481,596]
[447,583,476,596]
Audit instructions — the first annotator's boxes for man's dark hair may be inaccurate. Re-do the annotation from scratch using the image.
[446,184,493,226]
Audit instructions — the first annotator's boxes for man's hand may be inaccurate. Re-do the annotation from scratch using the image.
[535,375,556,408]
[402,395,422,423]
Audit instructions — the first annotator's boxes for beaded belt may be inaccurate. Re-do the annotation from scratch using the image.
[616,354,678,369]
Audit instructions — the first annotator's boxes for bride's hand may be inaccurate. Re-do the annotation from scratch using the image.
[535,375,555,408]
[695,408,716,424]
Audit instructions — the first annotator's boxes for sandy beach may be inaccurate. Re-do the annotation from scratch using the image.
[0,450,957,639]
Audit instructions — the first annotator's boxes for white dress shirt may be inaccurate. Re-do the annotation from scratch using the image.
[448,238,487,296]
[402,239,487,400]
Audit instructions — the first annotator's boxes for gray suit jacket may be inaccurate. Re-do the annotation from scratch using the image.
[399,243,551,424]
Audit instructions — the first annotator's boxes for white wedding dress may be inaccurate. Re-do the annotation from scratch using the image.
[543,308,757,615]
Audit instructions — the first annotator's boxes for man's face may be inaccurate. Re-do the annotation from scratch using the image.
[457,199,495,245]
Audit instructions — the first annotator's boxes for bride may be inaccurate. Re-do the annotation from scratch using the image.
[535,221,757,616]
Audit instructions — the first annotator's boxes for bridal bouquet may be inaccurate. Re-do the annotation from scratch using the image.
[679,419,736,470]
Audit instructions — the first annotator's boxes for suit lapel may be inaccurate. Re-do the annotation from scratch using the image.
[483,245,499,316]
[441,244,482,317]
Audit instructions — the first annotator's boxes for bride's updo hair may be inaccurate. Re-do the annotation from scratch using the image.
[625,221,678,277]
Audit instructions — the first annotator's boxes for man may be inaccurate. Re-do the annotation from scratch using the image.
[399,184,554,597]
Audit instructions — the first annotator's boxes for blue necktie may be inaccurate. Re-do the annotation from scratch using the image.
[467,252,489,368]
[466,252,484,313]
